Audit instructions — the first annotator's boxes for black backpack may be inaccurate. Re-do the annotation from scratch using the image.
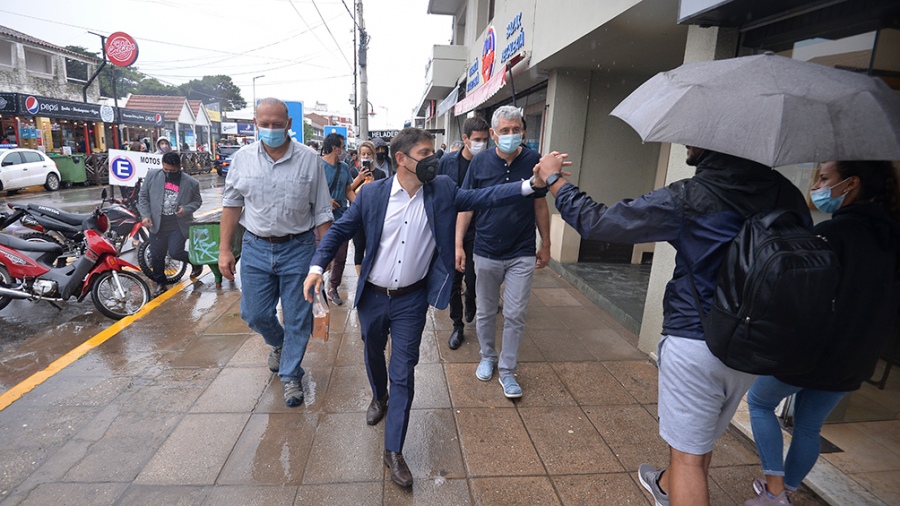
[689,186,841,376]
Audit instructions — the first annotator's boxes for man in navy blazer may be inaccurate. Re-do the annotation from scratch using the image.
[304,128,540,488]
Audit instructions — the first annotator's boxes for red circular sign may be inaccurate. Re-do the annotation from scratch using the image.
[105,32,139,67]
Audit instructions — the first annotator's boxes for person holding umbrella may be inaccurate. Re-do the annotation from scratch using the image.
[744,160,900,506]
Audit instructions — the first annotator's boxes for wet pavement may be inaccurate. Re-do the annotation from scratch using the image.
[0,264,830,505]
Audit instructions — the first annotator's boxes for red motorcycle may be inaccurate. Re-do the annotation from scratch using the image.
[0,190,151,320]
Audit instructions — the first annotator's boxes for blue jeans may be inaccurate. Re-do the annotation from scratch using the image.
[239,231,315,383]
[149,227,190,284]
[747,376,846,490]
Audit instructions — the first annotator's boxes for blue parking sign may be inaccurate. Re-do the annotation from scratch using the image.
[324,125,348,140]
[111,156,135,182]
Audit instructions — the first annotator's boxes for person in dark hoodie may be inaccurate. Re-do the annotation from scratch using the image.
[743,160,900,506]
[533,147,811,506]
[372,137,392,177]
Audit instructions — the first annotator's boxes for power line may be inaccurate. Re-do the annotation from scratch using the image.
[309,0,354,72]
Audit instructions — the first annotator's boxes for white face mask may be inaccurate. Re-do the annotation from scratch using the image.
[468,140,487,155]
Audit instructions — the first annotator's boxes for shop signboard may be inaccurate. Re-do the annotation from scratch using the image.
[465,2,534,97]
[0,93,16,114]
[117,108,160,127]
[108,149,161,187]
[17,95,109,122]
[105,32,139,67]
[237,123,255,136]
[221,122,238,135]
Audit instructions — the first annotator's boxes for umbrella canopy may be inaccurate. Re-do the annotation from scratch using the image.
[610,53,900,167]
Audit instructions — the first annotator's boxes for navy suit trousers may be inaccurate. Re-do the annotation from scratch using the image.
[356,284,429,453]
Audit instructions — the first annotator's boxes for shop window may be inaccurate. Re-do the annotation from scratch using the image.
[24,48,52,75]
[0,40,12,68]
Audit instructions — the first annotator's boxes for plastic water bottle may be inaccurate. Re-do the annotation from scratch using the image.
[312,288,330,341]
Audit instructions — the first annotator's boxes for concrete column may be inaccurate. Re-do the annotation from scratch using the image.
[637,25,739,357]
[544,68,590,263]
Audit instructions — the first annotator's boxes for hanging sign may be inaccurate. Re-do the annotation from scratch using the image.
[105,32,139,67]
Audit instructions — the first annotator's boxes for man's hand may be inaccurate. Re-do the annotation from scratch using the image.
[533,151,573,185]
[303,273,323,303]
[455,245,466,273]
[219,250,236,281]
[331,198,340,210]
[141,217,152,228]
[174,206,185,217]
[536,244,550,270]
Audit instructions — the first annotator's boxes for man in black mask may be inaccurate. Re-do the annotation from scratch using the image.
[138,151,204,296]
[303,127,540,489]
[373,137,392,176]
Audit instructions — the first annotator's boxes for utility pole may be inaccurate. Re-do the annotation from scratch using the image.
[352,1,358,134]
[357,0,369,141]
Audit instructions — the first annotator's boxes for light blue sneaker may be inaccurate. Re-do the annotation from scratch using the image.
[475,359,495,381]
[638,463,670,506]
[499,375,523,398]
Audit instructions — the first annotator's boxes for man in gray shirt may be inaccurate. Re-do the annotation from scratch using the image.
[219,97,333,407]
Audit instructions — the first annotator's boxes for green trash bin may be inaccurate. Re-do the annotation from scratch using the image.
[188,222,245,287]
[47,153,87,186]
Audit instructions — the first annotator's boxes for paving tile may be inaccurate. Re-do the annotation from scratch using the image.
[444,363,513,408]
[399,409,466,480]
[65,411,181,482]
[328,307,352,333]
[470,476,560,505]
[225,335,271,367]
[324,365,374,413]
[218,413,319,485]
[437,331,482,363]
[418,330,441,365]
[335,331,366,366]
[17,482,128,506]
[117,367,218,413]
[520,407,623,474]
[254,367,331,413]
[514,335,547,363]
[514,363,577,408]
[854,420,900,457]
[0,447,50,495]
[523,306,568,330]
[383,477,471,505]
[203,308,252,334]
[0,405,97,454]
[455,408,544,476]
[602,361,659,404]
[302,412,385,484]
[294,482,382,503]
[531,273,563,288]
[1,439,93,504]
[14,374,132,408]
[847,470,900,506]
[302,332,342,369]
[570,328,647,361]
[529,330,596,362]
[533,288,582,307]
[167,334,246,368]
[135,413,249,485]
[410,364,451,410]
[710,428,762,468]
[190,366,271,413]
[821,423,900,473]
[583,405,669,471]
[551,362,638,406]
[552,473,648,505]
[552,307,612,331]
[115,485,209,505]
[202,485,297,506]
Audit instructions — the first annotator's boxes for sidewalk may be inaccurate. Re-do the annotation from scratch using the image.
[0,268,828,505]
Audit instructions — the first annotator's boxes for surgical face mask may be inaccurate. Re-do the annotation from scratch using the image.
[468,140,487,156]
[158,143,171,153]
[810,178,850,214]
[376,151,387,163]
[258,127,287,148]
[496,133,522,154]
[404,154,439,183]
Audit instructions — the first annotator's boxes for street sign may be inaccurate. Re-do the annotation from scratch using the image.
[324,125,348,140]
[285,101,304,144]
[108,149,161,187]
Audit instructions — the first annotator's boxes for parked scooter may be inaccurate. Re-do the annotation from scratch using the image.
[7,183,187,283]
[0,189,151,319]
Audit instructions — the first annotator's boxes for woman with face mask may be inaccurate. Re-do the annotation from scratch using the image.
[348,141,387,275]
[744,161,900,506]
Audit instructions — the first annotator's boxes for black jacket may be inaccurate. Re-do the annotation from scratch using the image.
[554,150,810,340]
[778,202,900,391]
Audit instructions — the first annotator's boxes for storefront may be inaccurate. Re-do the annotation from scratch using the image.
[0,92,115,154]
[0,92,21,148]
[117,108,163,148]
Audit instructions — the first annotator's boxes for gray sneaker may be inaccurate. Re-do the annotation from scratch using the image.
[284,380,304,407]
[744,485,792,506]
[268,346,281,373]
[638,463,670,506]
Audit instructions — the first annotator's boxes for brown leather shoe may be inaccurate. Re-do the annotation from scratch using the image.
[366,394,388,426]
[383,451,413,487]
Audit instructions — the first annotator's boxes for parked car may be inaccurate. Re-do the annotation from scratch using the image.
[0,148,62,194]
[215,144,241,176]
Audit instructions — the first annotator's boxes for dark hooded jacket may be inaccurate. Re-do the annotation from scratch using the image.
[372,137,392,176]
[777,202,900,391]
[553,150,810,340]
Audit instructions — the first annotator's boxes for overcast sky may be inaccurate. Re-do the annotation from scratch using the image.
[1,0,452,128]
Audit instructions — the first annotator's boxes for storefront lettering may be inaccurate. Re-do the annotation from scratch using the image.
[467,74,481,92]
[140,155,161,165]
[506,12,522,39]
[502,12,525,64]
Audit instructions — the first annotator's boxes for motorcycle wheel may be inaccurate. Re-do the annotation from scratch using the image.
[19,232,63,246]
[137,241,187,284]
[0,265,13,311]
[91,270,150,320]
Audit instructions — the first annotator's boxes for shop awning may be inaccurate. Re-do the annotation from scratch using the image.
[453,53,527,116]
[117,108,164,127]
[437,88,459,117]
[14,93,115,123]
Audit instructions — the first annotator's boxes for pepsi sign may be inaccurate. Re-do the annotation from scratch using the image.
[25,96,39,115]
[155,113,164,126]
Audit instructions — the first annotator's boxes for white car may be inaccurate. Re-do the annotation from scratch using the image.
[0,148,61,193]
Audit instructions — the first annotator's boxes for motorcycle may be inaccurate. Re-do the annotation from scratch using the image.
[0,189,151,320]
[7,182,188,284]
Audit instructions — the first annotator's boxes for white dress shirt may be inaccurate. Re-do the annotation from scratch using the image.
[367,177,436,289]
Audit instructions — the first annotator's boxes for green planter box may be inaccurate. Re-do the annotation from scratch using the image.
[188,222,244,286]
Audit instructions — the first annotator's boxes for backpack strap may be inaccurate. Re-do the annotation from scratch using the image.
[328,161,343,194]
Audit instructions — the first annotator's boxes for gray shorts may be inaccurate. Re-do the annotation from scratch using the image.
[657,335,757,455]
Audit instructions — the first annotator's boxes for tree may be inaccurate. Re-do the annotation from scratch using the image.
[303,122,314,143]
[64,45,145,99]
[177,75,246,111]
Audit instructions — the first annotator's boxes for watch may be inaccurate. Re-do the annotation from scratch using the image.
[544,172,563,188]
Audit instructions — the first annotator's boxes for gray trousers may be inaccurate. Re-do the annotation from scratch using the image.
[473,254,535,377]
